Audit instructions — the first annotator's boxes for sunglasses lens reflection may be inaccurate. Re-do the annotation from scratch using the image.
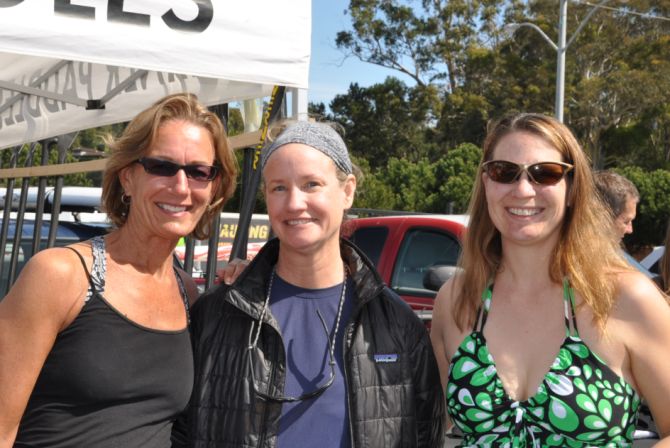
[143,159,179,176]
[138,158,218,181]
[485,161,570,186]
[529,164,566,185]
[486,161,520,183]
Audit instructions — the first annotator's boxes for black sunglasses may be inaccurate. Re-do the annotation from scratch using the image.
[247,309,336,403]
[135,157,220,182]
[482,160,573,186]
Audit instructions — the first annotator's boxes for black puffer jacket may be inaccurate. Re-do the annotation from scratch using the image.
[173,238,445,448]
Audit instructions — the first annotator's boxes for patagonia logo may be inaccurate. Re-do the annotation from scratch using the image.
[374,354,398,363]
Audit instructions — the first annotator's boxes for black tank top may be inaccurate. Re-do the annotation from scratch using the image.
[15,237,194,448]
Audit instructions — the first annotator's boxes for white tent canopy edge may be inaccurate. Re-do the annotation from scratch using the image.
[0,0,311,150]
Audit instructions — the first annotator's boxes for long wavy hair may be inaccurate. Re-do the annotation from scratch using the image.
[454,113,632,331]
[102,93,237,240]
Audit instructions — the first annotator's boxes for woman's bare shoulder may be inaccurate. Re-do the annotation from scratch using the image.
[433,274,466,334]
[609,270,670,340]
[614,270,667,314]
[27,244,91,279]
[1,246,92,325]
[434,275,463,313]
[439,269,470,300]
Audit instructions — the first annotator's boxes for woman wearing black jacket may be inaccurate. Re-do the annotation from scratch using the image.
[173,121,444,448]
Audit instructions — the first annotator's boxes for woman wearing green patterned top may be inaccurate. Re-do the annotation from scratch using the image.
[431,113,670,447]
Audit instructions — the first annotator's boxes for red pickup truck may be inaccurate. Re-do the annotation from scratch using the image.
[342,214,468,323]
[191,214,468,323]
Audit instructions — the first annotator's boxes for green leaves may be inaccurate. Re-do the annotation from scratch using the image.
[350,140,481,213]
[332,0,670,198]
[330,78,441,167]
[337,0,507,87]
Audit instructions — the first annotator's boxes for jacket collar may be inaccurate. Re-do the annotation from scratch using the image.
[224,237,385,320]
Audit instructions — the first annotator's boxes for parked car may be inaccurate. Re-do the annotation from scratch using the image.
[622,251,660,281]
[0,218,109,298]
[641,246,664,275]
[341,214,468,323]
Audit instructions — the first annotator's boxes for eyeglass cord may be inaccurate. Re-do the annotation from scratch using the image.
[248,264,348,366]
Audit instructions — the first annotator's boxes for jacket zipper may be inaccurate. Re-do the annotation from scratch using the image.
[258,321,282,448]
[343,280,385,448]
[343,319,355,448]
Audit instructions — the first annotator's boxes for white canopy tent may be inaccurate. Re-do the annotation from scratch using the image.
[0,0,311,290]
[0,0,311,150]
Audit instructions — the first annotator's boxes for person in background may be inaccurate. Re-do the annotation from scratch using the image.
[0,93,237,448]
[593,170,640,243]
[431,113,670,446]
[173,120,445,448]
[592,170,659,283]
[595,172,666,439]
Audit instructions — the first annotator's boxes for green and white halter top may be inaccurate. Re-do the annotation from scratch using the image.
[446,279,640,447]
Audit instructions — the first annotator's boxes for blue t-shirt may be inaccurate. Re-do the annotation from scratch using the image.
[269,274,354,448]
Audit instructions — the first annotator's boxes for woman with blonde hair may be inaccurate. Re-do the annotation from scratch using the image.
[0,93,237,447]
[431,113,670,446]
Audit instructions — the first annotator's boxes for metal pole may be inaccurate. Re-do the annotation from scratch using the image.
[31,139,52,256]
[555,0,568,123]
[46,143,66,247]
[0,146,20,294]
[507,0,615,123]
[7,143,38,292]
[46,132,78,247]
[203,103,228,289]
[183,237,195,275]
[229,86,285,261]
[290,87,309,122]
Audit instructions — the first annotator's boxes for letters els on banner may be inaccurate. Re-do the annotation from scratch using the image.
[1,1,214,33]
[0,0,310,149]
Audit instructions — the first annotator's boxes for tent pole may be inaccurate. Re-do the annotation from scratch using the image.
[203,103,228,289]
[7,143,38,293]
[0,146,20,293]
[30,139,53,256]
[229,86,285,262]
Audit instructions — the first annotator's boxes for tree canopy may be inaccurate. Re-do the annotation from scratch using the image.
[320,0,670,247]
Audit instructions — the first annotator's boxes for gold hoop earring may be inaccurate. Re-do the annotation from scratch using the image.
[207,197,224,212]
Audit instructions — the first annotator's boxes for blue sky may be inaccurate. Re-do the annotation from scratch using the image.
[308,0,414,106]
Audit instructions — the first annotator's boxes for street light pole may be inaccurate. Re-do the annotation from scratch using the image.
[505,0,616,123]
[556,0,568,122]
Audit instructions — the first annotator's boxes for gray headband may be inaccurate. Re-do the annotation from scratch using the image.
[261,121,353,174]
